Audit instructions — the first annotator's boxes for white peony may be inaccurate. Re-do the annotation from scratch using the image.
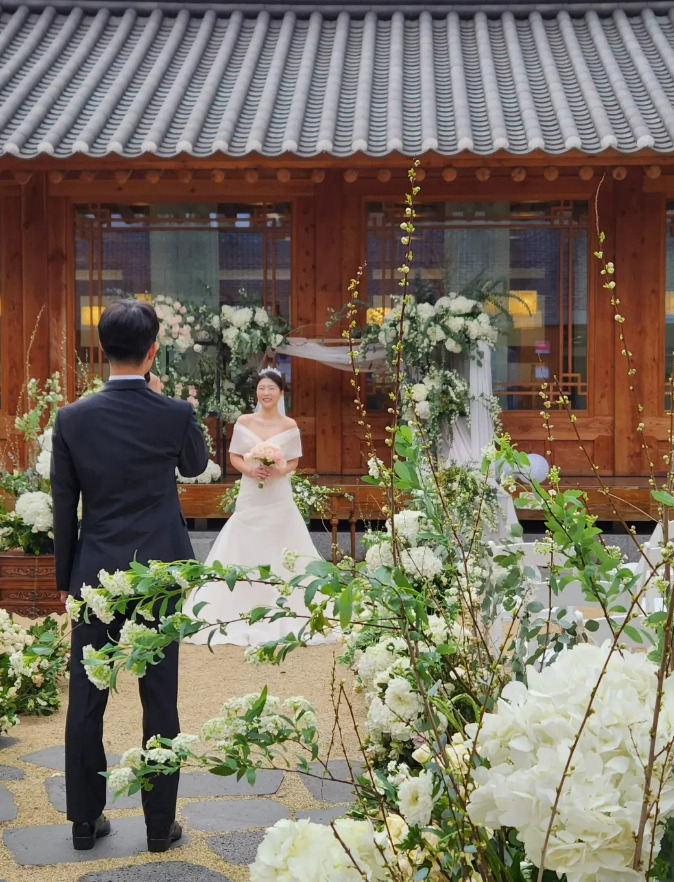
[255,307,270,325]
[444,338,462,354]
[398,770,435,827]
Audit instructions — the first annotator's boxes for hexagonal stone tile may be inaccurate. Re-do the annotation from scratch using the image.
[300,760,360,804]
[0,784,16,822]
[181,799,287,833]
[295,806,346,825]
[78,862,232,882]
[0,765,24,781]
[20,745,120,772]
[46,769,284,813]
[207,831,265,865]
[3,817,189,866]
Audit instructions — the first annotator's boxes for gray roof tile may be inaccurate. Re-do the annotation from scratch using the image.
[2,4,674,158]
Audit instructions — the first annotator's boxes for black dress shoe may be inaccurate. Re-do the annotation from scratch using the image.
[147,820,182,853]
[72,814,111,850]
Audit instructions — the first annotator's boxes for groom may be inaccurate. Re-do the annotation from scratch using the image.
[51,300,208,852]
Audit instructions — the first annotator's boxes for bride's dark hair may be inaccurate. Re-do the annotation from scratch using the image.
[258,369,285,392]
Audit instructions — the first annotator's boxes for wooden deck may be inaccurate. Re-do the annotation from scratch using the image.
[179,476,662,524]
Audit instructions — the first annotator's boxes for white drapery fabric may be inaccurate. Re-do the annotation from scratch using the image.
[277,338,387,372]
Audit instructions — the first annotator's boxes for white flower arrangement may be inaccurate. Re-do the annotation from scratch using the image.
[14,491,53,536]
[176,459,222,484]
[466,643,674,882]
[154,295,195,353]
[250,818,387,882]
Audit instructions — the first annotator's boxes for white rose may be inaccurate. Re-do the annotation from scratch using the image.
[398,770,435,827]
[255,307,270,325]
[231,307,253,328]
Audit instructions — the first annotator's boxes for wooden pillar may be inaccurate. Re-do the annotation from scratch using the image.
[613,169,664,474]
[314,171,343,475]
[47,196,70,382]
[21,172,50,383]
[590,177,616,473]
[1,194,24,417]
[292,195,317,470]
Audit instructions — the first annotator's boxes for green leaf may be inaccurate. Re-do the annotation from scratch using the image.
[652,489,674,507]
[623,624,644,644]
[585,619,600,632]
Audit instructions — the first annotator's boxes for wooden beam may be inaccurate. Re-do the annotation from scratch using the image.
[242,168,259,183]
[47,170,64,185]
[579,165,594,181]
[177,169,193,183]
[2,195,24,415]
[475,167,491,181]
[210,169,225,183]
[377,168,392,183]
[310,169,325,184]
[543,166,559,181]
[13,170,32,185]
[21,173,50,385]
[442,167,457,182]
[79,170,97,182]
[343,168,359,183]
[511,167,526,182]
[145,169,162,183]
[644,165,662,180]
[612,166,627,181]
[113,169,132,184]
[276,168,291,183]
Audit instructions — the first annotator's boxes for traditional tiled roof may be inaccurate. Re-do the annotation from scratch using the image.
[2,2,674,158]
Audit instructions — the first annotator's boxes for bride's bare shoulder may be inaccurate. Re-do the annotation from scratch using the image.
[236,414,254,427]
[282,417,298,431]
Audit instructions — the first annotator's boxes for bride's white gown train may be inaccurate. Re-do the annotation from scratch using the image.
[182,423,330,646]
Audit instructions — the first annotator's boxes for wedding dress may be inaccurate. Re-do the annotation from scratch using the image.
[182,422,329,646]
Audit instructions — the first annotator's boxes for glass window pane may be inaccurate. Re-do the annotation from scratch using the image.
[73,202,291,397]
[366,200,588,412]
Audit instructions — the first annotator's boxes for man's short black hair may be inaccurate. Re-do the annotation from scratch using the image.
[98,300,159,365]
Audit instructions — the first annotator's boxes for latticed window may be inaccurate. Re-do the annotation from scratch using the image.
[73,202,292,382]
[366,201,589,412]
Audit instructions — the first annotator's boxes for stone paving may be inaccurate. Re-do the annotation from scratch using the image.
[0,731,356,881]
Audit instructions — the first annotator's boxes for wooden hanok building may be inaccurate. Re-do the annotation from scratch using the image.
[0,0,674,518]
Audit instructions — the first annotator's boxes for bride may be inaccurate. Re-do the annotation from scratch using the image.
[182,368,327,646]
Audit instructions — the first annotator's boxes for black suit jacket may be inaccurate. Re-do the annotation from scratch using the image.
[50,378,209,596]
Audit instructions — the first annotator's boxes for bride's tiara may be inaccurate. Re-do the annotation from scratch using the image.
[260,367,283,378]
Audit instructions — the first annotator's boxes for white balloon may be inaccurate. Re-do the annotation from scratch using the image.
[500,453,549,485]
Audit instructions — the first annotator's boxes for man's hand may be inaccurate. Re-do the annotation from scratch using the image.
[147,372,163,394]
[60,591,68,605]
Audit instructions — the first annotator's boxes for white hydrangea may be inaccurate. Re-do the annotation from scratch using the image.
[176,459,221,484]
[447,295,476,314]
[231,306,253,328]
[414,400,431,421]
[444,338,462,354]
[144,747,178,764]
[467,643,674,882]
[365,542,394,573]
[399,547,443,581]
[35,448,52,480]
[15,491,53,534]
[118,619,155,649]
[171,732,198,752]
[222,326,238,348]
[250,817,386,882]
[416,302,434,321]
[81,645,113,690]
[398,770,435,827]
[426,324,446,343]
[255,307,270,325]
[387,510,422,546]
[410,383,428,402]
[120,747,145,767]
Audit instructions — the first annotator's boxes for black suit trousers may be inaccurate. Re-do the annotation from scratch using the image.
[65,612,180,835]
